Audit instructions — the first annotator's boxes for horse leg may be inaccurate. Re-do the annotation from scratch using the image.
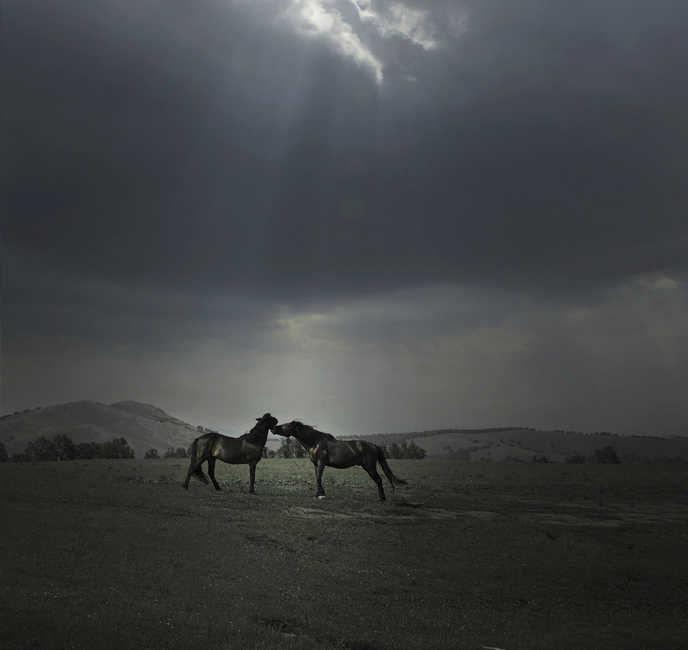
[363,466,386,501]
[207,457,222,491]
[183,457,203,489]
[183,443,198,489]
[248,461,257,494]
[314,461,326,497]
[183,463,194,490]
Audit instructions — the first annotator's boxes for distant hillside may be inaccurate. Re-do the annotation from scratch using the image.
[0,400,202,459]
[3,402,686,463]
[347,428,688,463]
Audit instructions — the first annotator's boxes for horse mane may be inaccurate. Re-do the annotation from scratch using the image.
[295,421,337,444]
[241,414,275,445]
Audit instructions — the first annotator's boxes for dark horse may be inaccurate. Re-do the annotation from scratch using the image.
[183,412,278,493]
[273,420,406,501]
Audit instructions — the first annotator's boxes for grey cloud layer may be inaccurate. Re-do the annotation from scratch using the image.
[6,0,687,301]
[3,0,687,434]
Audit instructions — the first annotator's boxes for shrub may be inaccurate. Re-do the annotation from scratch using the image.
[594,446,621,464]
[384,440,425,459]
[163,446,189,459]
[276,438,305,458]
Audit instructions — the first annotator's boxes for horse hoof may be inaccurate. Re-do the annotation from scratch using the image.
[317,495,326,500]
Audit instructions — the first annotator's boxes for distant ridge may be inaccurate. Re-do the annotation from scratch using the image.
[110,401,195,428]
[348,428,688,463]
[2,401,687,463]
[0,400,201,459]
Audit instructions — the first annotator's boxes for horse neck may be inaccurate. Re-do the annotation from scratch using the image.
[293,425,322,449]
[243,425,269,446]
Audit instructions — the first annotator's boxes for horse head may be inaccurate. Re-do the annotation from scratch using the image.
[272,420,299,437]
[256,413,279,432]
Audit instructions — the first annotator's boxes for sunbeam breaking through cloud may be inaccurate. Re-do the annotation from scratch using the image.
[353,0,440,50]
[282,0,384,81]
[270,0,450,82]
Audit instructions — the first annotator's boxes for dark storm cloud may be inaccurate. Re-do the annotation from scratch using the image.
[3,0,688,435]
[5,0,687,304]
[3,249,285,356]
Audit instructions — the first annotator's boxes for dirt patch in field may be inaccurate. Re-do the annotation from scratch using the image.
[614,503,688,526]
[423,508,500,521]
[531,512,622,527]
[289,500,685,528]
[288,506,379,520]
[286,503,501,522]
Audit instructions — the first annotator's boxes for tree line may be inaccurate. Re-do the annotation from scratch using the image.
[563,446,621,464]
[351,427,531,447]
[0,436,427,462]
[1,434,135,462]
[143,446,190,459]
[264,438,426,460]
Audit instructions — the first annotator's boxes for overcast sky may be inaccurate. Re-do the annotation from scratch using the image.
[3,0,687,436]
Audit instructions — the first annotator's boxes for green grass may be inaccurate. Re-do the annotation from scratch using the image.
[1,459,687,649]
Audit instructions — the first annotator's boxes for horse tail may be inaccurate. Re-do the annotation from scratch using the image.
[189,437,210,485]
[376,445,407,490]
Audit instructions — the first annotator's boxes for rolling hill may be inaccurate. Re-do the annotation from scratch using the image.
[0,400,203,459]
[352,427,688,463]
[2,400,686,463]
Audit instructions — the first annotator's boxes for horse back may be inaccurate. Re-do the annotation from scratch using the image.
[320,439,375,469]
[211,433,263,464]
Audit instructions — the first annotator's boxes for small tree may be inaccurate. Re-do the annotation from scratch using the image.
[594,446,620,464]
[163,446,188,458]
[387,442,401,459]
[276,438,291,458]
[293,441,306,458]
[404,440,426,459]
[144,448,160,459]
[26,436,58,461]
[277,437,306,458]
[75,441,100,460]
[53,434,76,461]
[0,442,7,462]
[102,437,135,459]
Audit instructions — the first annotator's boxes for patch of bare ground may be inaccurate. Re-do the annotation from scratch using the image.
[289,497,685,529]
[614,501,688,525]
[422,507,500,521]
[287,501,503,522]
[287,506,379,520]
[531,512,622,527]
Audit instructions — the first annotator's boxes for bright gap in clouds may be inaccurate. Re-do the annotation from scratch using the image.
[268,0,449,83]
[354,0,440,51]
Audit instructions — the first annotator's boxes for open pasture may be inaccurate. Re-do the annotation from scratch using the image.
[1,459,687,649]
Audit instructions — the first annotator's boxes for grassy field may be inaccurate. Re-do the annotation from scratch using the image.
[1,459,687,650]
